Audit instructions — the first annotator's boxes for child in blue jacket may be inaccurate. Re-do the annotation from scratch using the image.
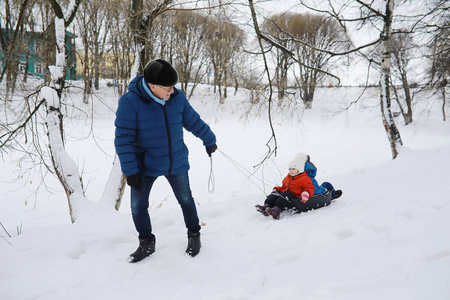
[304,154,342,200]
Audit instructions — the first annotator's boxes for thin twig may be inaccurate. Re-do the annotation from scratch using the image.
[0,234,12,245]
[0,222,12,238]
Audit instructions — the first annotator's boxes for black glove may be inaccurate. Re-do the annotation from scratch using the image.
[205,144,218,157]
[126,173,142,190]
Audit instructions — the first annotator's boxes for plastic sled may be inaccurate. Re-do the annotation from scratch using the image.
[290,190,332,213]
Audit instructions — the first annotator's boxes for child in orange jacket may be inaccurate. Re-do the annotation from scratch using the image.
[255,153,315,219]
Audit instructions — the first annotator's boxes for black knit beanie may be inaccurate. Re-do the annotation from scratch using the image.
[143,59,178,86]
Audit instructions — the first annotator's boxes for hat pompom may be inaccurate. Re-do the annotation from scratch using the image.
[144,59,178,86]
[288,153,308,173]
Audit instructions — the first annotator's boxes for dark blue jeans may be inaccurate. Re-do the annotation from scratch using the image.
[130,172,201,240]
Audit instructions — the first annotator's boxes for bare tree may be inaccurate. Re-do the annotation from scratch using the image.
[205,17,245,103]
[107,0,134,97]
[42,0,90,223]
[0,0,34,98]
[1,0,89,222]
[130,0,174,75]
[1,0,104,223]
[247,0,352,164]
[264,13,350,108]
[298,0,408,158]
[75,0,112,103]
[425,0,449,121]
[76,1,94,104]
[171,10,210,98]
[377,1,404,159]
[34,0,55,85]
[262,13,292,103]
[390,32,415,125]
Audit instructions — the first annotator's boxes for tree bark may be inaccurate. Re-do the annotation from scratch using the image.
[442,85,447,122]
[400,72,413,125]
[379,0,403,159]
[44,0,90,223]
[99,155,127,210]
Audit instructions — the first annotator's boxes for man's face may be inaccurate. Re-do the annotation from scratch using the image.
[150,84,174,101]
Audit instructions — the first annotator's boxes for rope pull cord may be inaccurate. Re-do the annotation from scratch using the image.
[207,149,272,195]
[208,156,215,194]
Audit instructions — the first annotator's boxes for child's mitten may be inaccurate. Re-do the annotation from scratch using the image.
[301,191,310,203]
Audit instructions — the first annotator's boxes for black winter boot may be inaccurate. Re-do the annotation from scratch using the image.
[186,231,201,257]
[128,237,155,263]
[332,190,343,200]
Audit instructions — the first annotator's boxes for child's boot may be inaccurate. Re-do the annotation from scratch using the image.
[332,190,343,200]
[255,204,269,216]
[266,206,281,220]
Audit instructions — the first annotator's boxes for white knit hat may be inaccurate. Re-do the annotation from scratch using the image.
[288,153,308,172]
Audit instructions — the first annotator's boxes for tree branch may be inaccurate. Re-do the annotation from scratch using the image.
[0,94,45,149]
[248,0,278,164]
[258,31,341,84]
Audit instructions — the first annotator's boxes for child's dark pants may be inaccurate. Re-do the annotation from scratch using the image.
[264,191,296,211]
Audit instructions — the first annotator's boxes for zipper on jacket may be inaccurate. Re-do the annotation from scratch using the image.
[162,105,173,174]
[287,175,295,193]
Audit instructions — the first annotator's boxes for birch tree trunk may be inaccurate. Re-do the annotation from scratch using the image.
[379,0,403,159]
[99,155,127,211]
[42,0,90,223]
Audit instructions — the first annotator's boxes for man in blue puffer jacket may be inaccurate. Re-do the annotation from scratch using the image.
[115,59,217,263]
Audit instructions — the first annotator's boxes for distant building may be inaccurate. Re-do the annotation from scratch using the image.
[0,29,77,80]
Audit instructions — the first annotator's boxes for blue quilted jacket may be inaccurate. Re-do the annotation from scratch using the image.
[305,162,327,195]
[114,76,216,177]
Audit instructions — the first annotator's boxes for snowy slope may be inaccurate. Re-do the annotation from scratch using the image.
[1,83,449,300]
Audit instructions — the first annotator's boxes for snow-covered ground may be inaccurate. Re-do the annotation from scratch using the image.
[1,82,449,300]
